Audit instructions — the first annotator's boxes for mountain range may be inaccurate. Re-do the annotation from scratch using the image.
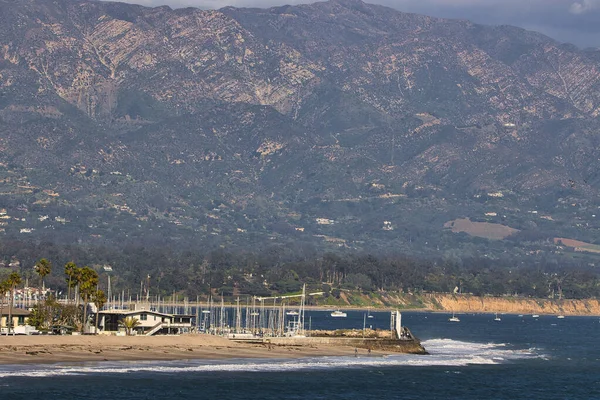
[1,0,600,260]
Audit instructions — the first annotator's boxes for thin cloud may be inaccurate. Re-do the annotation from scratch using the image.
[570,0,600,14]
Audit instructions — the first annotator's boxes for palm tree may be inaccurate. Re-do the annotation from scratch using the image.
[78,267,98,333]
[34,258,52,302]
[119,317,141,336]
[74,266,85,307]
[0,280,10,333]
[64,262,78,303]
[91,289,107,334]
[6,272,22,335]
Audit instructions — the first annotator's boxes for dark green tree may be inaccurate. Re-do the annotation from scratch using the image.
[64,261,78,303]
[0,280,10,332]
[91,289,107,334]
[34,258,52,302]
[6,272,22,334]
[78,267,99,333]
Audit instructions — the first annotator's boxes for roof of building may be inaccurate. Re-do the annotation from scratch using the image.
[98,309,174,318]
[0,307,31,316]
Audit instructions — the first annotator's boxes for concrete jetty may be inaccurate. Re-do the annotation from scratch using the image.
[230,327,427,355]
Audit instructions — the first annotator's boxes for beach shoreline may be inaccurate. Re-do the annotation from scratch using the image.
[0,334,387,366]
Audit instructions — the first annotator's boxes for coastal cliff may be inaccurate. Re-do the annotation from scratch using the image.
[331,291,600,316]
[424,294,600,316]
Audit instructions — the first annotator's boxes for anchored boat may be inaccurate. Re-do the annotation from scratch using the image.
[330,310,347,318]
[448,313,460,322]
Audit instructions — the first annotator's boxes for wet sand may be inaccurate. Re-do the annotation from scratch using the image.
[0,334,379,365]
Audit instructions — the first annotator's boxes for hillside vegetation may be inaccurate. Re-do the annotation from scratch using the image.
[0,0,600,264]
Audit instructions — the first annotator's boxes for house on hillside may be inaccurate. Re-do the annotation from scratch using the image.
[97,309,193,336]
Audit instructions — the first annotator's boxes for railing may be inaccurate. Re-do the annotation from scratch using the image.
[145,321,164,336]
[145,321,193,336]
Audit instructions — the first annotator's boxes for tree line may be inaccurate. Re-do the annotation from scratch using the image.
[1,258,106,334]
[2,239,600,313]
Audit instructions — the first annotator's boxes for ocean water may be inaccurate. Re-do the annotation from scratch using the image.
[2,312,600,399]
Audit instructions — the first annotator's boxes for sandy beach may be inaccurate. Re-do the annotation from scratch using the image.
[0,334,380,365]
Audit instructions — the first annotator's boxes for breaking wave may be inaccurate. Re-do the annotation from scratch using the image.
[0,339,544,378]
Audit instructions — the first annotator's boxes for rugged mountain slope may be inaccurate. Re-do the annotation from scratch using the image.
[1,0,600,257]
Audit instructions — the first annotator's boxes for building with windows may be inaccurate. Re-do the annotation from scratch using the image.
[0,307,35,334]
[97,309,193,336]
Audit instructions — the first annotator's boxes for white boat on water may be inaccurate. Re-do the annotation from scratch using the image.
[532,314,540,318]
[448,313,460,322]
[367,308,374,319]
[286,310,299,316]
[557,315,565,319]
[331,310,347,318]
[494,313,501,322]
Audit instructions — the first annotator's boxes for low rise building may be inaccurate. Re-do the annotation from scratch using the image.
[97,309,193,336]
[0,307,36,334]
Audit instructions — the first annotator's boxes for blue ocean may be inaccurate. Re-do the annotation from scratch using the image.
[2,311,599,399]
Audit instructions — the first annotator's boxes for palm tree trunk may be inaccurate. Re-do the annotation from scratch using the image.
[67,276,72,304]
[82,295,87,334]
[7,286,14,335]
[95,311,99,334]
[0,297,4,334]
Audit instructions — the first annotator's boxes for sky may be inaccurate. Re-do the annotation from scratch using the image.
[120,0,600,48]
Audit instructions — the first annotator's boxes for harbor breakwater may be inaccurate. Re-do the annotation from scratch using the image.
[264,336,427,354]
[231,327,427,355]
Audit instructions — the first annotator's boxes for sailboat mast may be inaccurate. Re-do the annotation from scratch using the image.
[220,295,225,336]
[299,284,306,336]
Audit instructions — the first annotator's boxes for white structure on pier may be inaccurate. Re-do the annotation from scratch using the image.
[390,310,402,339]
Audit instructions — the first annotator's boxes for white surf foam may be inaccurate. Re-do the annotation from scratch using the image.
[419,338,542,366]
[0,338,544,378]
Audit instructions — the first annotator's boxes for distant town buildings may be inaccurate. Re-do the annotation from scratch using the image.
[316,218,335,225]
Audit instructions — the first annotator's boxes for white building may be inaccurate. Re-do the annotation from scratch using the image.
[97,309,193,336]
